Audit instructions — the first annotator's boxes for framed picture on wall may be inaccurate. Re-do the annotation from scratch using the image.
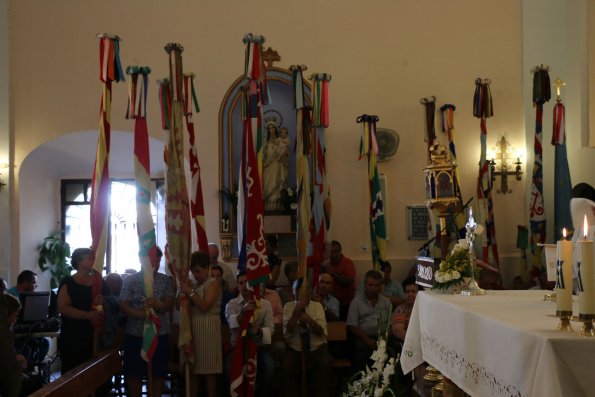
[406,205,430,240]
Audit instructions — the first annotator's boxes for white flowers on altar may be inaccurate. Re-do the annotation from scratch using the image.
[433,239,479,292]
[344,328,397,397]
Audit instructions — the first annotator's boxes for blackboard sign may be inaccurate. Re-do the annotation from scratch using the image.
[416,256,440,288]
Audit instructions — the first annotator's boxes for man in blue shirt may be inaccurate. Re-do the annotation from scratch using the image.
[6,271,37,298]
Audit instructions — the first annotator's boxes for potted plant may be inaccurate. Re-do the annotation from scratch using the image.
[38,234,72,289]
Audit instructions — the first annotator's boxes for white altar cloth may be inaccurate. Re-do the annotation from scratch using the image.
[400,290,595,397]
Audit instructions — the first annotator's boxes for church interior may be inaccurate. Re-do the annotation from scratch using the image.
[1,0,595,396]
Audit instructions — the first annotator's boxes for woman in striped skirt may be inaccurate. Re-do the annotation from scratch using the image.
[183,251,223,397]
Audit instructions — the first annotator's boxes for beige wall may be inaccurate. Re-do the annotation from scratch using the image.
[7,0,588,287]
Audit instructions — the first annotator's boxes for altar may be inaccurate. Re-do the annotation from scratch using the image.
[401,290,595,397]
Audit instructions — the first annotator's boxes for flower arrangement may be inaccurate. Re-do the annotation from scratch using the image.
[343,338,397,397]
[433,239,480,291]
[343,310,398,397]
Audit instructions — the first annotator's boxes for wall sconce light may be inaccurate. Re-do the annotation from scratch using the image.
[0,163,8,192]
[489,136,523,194]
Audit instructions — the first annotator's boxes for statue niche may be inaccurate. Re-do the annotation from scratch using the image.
[218,48,311,259]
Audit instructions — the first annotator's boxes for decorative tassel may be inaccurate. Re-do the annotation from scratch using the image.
[311,73,332,128]
[126,66,151,119]
[98,34,125,83]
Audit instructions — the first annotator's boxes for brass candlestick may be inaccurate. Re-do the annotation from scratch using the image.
[556,310,574,332]
[578,314,595,337]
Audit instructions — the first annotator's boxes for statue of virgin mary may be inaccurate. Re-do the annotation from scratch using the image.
[263,119,289,211]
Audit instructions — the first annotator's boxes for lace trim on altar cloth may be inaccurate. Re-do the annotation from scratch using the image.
[421,332,525,397]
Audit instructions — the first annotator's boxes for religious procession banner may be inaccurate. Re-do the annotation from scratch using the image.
[473,78,500,269]
[551,81,573,239]
[231,33,270,397]
[164,43,193,362]
[91,33,125,326]
[358,114,387,271]
[529,67,550,268]
[309,73,332,283]
[126,65,161,362]
[183,73,209,251]
[440,104,466,239]
[291,65,312,291]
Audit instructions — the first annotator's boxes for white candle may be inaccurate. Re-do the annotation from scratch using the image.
[556,228,573,315]
[577,215,594,316]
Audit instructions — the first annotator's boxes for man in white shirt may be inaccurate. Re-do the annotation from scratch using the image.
[282,280,332,397]
[225,271,274,397]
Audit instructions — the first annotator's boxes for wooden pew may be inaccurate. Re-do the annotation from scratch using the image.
[29,349,122,397]
[326,321,350,368]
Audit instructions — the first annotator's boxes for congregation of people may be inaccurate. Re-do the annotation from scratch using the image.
[2,237,538,397]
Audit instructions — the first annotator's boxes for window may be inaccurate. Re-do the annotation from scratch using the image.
[61,179,165,274]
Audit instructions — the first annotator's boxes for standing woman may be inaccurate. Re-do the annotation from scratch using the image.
[182,251,222,397]
[57,248,106,373]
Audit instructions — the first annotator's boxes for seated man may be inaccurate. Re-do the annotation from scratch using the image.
[9,270,50,366]
[225,271,274,397]
[379,261,406,307]
[355,260,406,307]
[347,270,392,373]
[7,270,38,298]
[282,280,333,397]
[311,272,340,322]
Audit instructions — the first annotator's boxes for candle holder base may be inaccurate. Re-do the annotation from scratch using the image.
[578,314,595,337]
[423,366,443,383]
[556,311,574,332]
[543,291,556,303]
[460,279,486,296]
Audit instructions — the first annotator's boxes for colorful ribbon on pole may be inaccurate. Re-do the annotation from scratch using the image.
[164,42,193,363]
[91,33,125,327]
[357,114,387,271]
[473,78,500,269]
[126,65,161,361]
[529,66,550,268]
[309,73,332,285]
[183,73,208,251]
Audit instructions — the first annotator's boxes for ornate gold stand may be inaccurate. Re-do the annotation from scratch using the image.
[543,291,556,303]
[556,310,574,332]
[578,314,595,337]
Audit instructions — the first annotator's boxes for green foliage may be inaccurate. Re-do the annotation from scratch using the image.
[38,234,72,289]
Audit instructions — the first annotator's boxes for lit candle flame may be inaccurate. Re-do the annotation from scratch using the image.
[584,214,589,239]
[562,228,567,239]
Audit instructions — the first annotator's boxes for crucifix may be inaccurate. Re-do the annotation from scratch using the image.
[262,47,281,68]
[553,77,566,102]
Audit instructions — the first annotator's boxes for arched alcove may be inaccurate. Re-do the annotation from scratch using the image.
[17,130,165,289]
[218,66,312,259]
